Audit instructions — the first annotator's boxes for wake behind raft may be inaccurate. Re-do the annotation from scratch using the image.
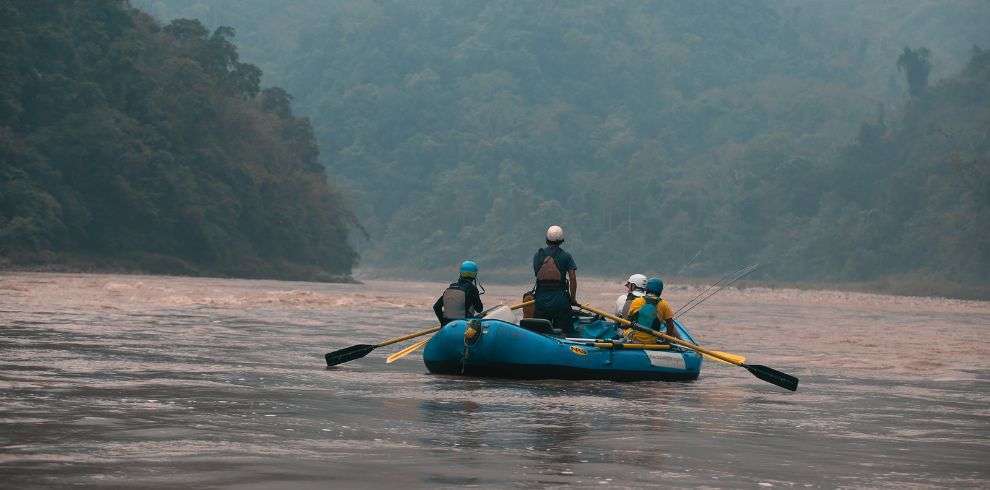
[421,306,702,381]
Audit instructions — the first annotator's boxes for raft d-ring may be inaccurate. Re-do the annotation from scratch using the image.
[464,319,482,345]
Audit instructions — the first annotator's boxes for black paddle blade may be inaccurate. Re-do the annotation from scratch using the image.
[745,364,799,391]
[325,344,375,367]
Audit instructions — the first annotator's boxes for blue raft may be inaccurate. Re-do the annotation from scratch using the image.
[422,315,703,382]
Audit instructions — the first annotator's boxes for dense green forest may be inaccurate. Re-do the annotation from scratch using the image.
[5,1,987,296]
[0,1,357,280]
[137,0,990,296]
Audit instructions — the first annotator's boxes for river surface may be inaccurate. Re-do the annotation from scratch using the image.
[1,272,988,488]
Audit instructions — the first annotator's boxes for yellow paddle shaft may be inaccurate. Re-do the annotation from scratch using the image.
[379,300,531,348]
[511,300,534,310]
[386,338,430,363]
[577,303,746,367]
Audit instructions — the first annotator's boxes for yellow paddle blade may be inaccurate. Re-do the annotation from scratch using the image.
[705,351,746,365]
[386,338,429,364]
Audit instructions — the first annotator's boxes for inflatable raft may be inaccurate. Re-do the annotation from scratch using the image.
[422,308,703,381]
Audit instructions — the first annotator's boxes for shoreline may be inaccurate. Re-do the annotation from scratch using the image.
[355,266,990,302]
[2,261,985,301]
[0,257,356,285]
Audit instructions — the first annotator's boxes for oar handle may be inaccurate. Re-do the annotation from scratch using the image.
[376,326,441,347]
[577,303,745,367]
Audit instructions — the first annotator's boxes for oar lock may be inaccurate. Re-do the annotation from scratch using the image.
[464,319,483,345]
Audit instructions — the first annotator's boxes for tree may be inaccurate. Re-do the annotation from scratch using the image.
[897,46,932,97]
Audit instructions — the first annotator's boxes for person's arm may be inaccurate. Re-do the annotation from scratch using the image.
[568,269,577,304]
[433,296,445,324]
[660,301,680,340]
[469,285,483,315]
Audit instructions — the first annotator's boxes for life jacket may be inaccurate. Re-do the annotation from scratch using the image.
[441,281,476,320]
[535,247,566,289]
[634,294,664,331]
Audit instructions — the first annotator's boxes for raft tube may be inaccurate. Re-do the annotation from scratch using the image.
[422,318,702,382]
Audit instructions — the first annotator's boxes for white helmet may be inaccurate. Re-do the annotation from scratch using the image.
[546,225,565,243]
[627,274,647,290]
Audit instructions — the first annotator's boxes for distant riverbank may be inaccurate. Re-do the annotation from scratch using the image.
[3,257,983,300]
[0,253,355,284]
[356,266,990,301]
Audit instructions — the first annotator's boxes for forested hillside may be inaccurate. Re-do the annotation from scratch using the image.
[802,48,989,288]
[99,2,990,295]
[0,1,357,280]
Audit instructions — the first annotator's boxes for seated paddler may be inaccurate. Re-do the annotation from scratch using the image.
[622,277,682,343]
[433,260,484,325]
[615,273,647,318]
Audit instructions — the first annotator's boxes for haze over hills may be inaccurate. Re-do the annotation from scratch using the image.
[135,0,990,295]
[3,1,987,297]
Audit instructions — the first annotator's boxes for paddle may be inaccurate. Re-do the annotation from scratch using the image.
[326,300,534,366]
[577,303,798,391]
[325,325,440,367]
[575,307,743,364]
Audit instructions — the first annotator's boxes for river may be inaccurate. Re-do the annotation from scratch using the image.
[1,272,987,488]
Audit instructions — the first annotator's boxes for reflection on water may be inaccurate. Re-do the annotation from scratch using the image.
[1,272,988,487]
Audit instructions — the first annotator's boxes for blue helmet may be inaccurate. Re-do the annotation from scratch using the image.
[646,277,664,294]
[460,260,478,278]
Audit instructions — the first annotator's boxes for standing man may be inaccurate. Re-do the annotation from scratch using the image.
[433,260,484,325]
[532,225,578,335]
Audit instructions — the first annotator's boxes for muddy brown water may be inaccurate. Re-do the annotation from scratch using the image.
[1,272,988,488]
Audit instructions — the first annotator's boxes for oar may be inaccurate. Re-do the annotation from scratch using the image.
[381,300,535,364]
[577,333,745,364]
[326,300,535,366]
[577,303,798,391]
[574,305,743,364]
[325,325,441,367]
[386,338,430,363]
